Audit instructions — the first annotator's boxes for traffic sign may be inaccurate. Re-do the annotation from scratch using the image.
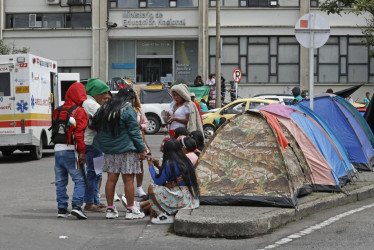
[233,68,242,83]
[294,13,330,110]
[295,13,330,49]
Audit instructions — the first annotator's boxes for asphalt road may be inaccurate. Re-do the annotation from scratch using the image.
[1,134,374,250]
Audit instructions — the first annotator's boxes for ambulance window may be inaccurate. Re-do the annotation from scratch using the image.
[60,81,76,101]
[0,72,11,96]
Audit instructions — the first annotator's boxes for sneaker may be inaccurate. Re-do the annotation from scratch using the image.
[125,207,145,220]
[57,209,70,218]
[71,207,88,220]
[151,212,175,224]
[106,207,119,219]
[114,192,121,202]
[134,201,141,208]
[135,187,147,197]
[121,195,127,209]
[83,205,106,213]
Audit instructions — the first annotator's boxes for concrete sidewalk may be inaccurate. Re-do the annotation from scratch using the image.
[174,172,374,238]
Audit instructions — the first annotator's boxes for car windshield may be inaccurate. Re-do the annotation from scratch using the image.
[249,102,270,109]
[222,102,245,114]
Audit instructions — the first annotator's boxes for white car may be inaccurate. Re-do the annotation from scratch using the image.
[253,94,295,105]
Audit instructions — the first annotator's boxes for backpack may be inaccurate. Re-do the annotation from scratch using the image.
[49,105,78,145]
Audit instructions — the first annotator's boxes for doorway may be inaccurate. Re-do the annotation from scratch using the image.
[136,58,172,84]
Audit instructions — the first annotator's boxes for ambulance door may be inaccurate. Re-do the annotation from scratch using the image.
[55,73,80,107]
[0,64,16,134]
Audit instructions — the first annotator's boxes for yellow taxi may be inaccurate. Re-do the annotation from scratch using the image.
[202,98,279,137]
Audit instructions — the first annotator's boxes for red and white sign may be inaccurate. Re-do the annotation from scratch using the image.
[232,68,242,83]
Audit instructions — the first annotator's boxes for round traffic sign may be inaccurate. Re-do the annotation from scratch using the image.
[295,13,330,49]
[233,68,242,83]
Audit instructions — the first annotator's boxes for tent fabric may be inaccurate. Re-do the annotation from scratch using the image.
[294,105,355,179]
[335,96,374,148]
[196,112,312,208]
[299,94,374,171]
[261,111,288,150]
[263,103,353,187]
[290,111,351,186]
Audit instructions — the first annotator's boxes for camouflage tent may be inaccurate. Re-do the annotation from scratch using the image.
[197,111,313,208]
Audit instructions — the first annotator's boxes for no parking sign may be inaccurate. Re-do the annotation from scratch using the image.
[232,68,242,83]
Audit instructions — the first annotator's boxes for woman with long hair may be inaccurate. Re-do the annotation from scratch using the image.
[147,138,200,224]
[93,87,146,220]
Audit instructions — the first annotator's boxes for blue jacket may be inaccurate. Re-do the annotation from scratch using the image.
[149,161,187,186]
[93,103,145,154]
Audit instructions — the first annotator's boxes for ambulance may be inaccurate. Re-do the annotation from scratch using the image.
[0,54,79,159]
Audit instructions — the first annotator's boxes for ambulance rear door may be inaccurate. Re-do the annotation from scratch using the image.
[0,63,16,135]
[55,73,80,107]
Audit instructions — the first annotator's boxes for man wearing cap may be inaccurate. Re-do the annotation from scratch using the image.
[190,92,203,124]
[82,78,110,212]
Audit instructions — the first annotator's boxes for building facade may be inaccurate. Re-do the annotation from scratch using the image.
[1,0,373,101]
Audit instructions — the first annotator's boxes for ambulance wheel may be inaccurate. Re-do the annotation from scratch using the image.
[30,139,43,160]
[1,149,14,156]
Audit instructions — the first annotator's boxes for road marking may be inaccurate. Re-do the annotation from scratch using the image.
[258,202,374,250]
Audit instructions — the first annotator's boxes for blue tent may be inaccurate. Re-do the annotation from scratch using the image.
[293,105,355,185]
[299,94,374,171]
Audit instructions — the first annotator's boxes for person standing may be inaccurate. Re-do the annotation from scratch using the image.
[229,80,238,102]
[53,82,88,219]
[220,74,226,103]
[82,78,110,213]
[168,84,203,138]
[190,92,203,124]
[93,87,146,220]
[194,75,203,87]
[206,74,215,101]
[364,92,371,108]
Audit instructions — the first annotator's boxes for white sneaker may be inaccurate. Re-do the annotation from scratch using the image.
[135,187,146,197]
[121,195,127,209]
[125,207,145,220]
[106,207,119,219]
[114,192,120,202]
[151,212,175,224]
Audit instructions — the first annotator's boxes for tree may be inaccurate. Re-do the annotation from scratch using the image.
[320,0,374,56]
[0,40,29,55]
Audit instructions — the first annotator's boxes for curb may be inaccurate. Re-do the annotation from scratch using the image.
[174,184,374,238]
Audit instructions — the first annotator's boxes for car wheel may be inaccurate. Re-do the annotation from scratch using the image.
[30,138,43,160]
[145,115,160,134]
[203,124,215,138]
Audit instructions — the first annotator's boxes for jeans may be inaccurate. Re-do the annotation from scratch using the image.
[55,150,85,210]
[84,145,103,205]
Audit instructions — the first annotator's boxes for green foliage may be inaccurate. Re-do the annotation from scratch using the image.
[320,0,374,56]
[0,40,29,55]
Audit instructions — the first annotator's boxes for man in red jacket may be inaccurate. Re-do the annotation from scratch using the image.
[53,82,89,219]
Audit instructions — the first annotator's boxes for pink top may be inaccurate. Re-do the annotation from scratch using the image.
[186,152,198,167]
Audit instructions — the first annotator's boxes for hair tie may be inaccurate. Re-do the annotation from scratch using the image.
[181,137,187,148]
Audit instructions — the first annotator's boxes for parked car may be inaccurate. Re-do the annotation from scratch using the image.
[253,94,295,105]
[202,98,278,138]
[140,88,173,134]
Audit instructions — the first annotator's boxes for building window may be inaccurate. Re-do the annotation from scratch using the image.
[209,36,299,84]
[108,0,118,8]
[116,0,198,8]
[316,36,373,83]
[6,13,91,28]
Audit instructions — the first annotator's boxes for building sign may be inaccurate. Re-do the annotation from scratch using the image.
[123,11,186,27]
[176,63,192,75]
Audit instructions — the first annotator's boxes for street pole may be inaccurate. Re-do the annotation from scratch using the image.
[215,0,221,108]
[309,14,314,110]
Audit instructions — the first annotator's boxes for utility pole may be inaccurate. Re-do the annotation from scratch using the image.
[215,0,221,108]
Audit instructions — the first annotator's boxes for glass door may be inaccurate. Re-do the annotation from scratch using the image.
[136,58,172,84]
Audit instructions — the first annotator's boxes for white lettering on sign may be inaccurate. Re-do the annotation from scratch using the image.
[123,11,186,27]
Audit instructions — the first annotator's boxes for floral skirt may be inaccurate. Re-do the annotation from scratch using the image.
[103,151,141,174]
[149,184,199,215]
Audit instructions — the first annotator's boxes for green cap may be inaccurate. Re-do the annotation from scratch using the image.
[85,78,110,97]
[229,80,234,83]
